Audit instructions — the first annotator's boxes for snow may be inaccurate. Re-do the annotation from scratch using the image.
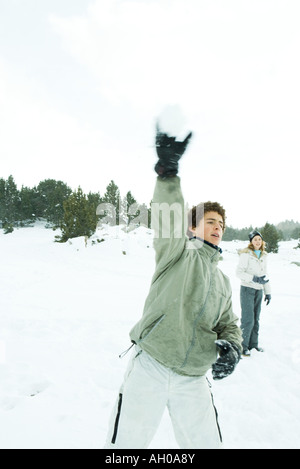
[0,223,300,449]
[157,104,188,140]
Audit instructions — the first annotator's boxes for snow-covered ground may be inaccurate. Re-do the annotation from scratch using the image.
[0,223,299,449]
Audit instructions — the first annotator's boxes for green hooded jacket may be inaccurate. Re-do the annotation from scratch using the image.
[130,176,242,376]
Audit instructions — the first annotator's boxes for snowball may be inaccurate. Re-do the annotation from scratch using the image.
[157,104,188,140]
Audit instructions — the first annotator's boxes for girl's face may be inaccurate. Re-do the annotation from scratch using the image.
[252,235,262,250]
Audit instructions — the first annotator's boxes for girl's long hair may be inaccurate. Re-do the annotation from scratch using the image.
[248,239,266,252]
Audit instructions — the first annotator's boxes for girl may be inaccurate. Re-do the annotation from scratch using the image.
[236,230,271,356]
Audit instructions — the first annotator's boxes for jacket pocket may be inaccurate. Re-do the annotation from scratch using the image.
[138,314,166,342]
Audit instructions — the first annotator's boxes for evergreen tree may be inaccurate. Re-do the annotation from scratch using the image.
[6,175,19,223]
[18,186,36,225]
[123,191,137,226]
[57,187,97,242]
[0,178,6,226]
[222,225,254,241]
[87,191,103,228]
[101,180,121,225]
[0,175,19,232]
[276,220,300,240]
[87,191,102,209]
[261,222,280,253]
[121,192,150,229]
[36,179,72,226]
[222,226,239,241]
[2,172,297,243]
[291,226,300,240]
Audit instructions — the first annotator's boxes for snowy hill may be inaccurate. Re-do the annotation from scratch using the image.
[0,224,300,449]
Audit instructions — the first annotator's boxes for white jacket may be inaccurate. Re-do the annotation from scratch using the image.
[236,248,271,295]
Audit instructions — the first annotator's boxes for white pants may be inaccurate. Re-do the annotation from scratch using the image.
[104,347,222,449]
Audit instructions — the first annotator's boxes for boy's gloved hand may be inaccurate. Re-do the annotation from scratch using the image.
[155,124,193,177]
[212,340,241,380]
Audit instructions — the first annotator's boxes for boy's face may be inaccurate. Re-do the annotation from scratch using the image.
[189,211,224,246]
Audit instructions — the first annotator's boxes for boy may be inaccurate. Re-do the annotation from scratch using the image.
[104,125,242,449]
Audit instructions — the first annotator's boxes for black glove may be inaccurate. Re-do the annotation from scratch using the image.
[264,294,271,305]
[154,124,193,177]
[253,275,269,285]
[212,340,241,380]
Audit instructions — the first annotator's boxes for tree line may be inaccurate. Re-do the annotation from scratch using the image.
[0,175,149,242]
[1,175,300,252]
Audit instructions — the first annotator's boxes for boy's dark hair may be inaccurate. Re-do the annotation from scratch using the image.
[187,201,226,237]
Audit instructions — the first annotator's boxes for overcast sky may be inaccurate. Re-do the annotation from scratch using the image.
[0,0,299,228]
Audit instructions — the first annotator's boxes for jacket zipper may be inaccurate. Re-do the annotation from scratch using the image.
[180,254,215,368]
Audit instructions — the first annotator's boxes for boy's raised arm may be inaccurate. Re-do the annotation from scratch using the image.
[151,123,193,271]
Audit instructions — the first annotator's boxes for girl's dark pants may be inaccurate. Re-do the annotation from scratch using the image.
[240,286,263,350]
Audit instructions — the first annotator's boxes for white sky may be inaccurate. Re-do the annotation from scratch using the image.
[0,0,299,228]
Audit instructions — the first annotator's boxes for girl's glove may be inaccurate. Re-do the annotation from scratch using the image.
[253,275,269,285]
[264,294,271,305]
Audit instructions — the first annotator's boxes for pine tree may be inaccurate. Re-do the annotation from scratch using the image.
[291,226,300,240]
[221,225,254,241]
[123,191,137,226]
[276,220,300,240]
[36,179,72,226]
[0,175,19,232]
[101,180,121,225]
[57,187,97,242]
[261,222,280,253]
[18,186,36,225]
[0,178,6,226]
[87,191,103,229]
